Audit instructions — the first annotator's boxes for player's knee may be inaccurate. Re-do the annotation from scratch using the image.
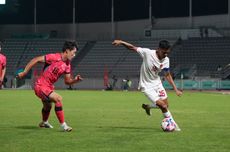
[58,96,62,102]
[55,101,63,111]
[55,100,62,106]
[156,101,168,109]
[54,95,62,103]
[161,104,168,109]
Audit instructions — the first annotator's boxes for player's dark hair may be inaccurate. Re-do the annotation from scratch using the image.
[62,40,78,52]
[159,40,171,50]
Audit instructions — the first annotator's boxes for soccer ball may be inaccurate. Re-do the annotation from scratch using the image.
[161,117,176,132]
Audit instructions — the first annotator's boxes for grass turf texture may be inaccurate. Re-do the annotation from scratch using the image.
[0,90,229,152]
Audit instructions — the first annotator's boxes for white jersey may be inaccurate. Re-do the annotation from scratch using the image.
[137,47,169,91]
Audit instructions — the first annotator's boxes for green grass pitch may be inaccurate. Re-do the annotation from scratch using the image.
[0,90,230,152]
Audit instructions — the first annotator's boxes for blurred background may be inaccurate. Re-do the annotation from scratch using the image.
[0,0,230,90]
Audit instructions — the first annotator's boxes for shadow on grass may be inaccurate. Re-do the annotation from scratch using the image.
[96,126,159,132]
[15,126,75,133]
[15,126,40,130]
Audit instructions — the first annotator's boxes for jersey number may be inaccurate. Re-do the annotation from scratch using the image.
[52,67,59,75]
[159,90,165,97]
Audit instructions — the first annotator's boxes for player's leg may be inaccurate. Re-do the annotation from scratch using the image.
[157,99,181,131]
[34,84,54,128]
[153,84,171,115]
[148,84,181,131]
[39,100,53,128]
[0,68,2,89]
[49,91,72,132]
[142,89,160,116]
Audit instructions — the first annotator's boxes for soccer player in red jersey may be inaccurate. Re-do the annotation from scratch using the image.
[0,42,6,89]
[18,41,82,132]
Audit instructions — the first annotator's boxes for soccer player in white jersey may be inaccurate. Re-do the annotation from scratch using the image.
[112,40,182,131]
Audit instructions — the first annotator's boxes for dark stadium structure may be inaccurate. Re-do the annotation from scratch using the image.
[0,0,230,89]
[0,0,228,24]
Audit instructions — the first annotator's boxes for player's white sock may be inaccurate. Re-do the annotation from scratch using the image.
[44,121,49,124]
[61,122,72,132]
[150,103,159,108]
[39,121,53,128]
[163,110,172,118]
[163,110,176,123]
[163,110,181,131]
[61,122,67,127]
[61,122,72,129]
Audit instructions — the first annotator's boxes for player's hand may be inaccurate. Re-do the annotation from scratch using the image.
[75,75,83,81]
[17,71,26,79]
[175,89,183,97]
[112,40,122,46]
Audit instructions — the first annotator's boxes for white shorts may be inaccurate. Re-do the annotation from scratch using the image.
[143,83,168,104]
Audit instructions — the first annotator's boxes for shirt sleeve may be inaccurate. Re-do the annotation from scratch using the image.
[65,62,71,74]
[45,53,60,64]
[136,47,149,58]
[163,57,170,71]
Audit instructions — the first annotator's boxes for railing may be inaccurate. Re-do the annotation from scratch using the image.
[163,79,230,90]
[221,64,230,79]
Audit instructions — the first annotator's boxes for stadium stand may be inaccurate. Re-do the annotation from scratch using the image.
[2,37,230,89]
[2,39,86,76]
[74,39,177,78]
[170,37,230,79]
[3,39,28,76]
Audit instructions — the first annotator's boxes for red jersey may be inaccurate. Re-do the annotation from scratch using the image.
[0,53,6,68]
[36,60,71,87]
[34,53,71,101]
[43,53,62,71]
[0,53,6,76]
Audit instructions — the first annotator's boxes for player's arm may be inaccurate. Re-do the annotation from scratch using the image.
[64,73,83,85]
[18,56,45,79]
[112,40,138,52]
[164,70,182,97]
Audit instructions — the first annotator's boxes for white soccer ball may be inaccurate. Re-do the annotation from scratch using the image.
[161,117,176,132]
